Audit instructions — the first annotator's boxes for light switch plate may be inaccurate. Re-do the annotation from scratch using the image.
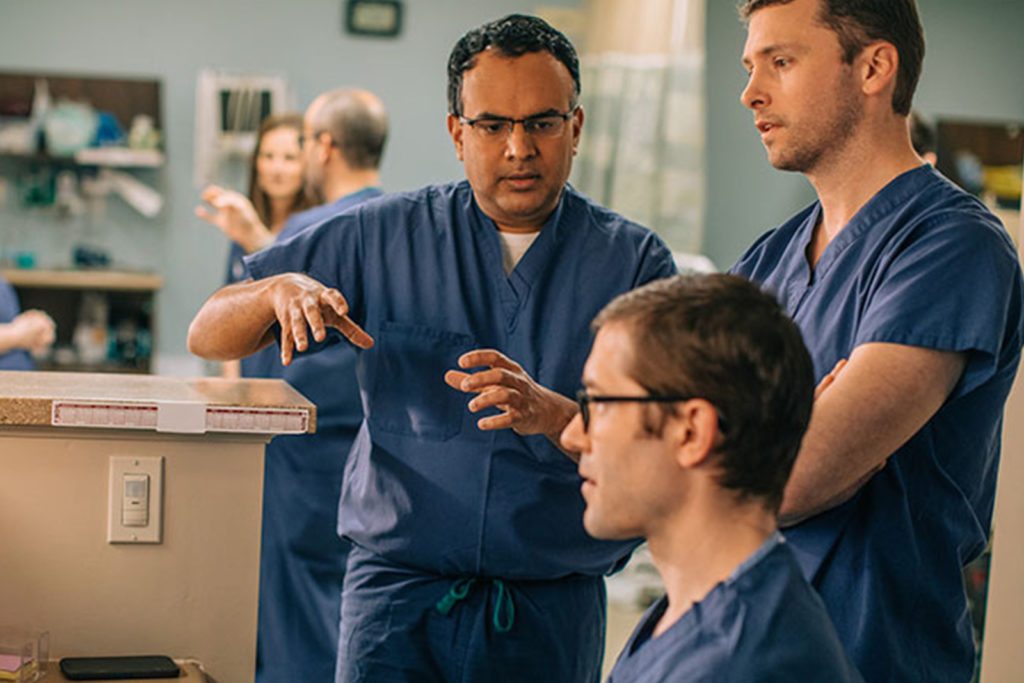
[108,455,163,543]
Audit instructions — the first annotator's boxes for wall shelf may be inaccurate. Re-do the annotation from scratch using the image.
[2,268,162,291]
[0,71,162,135]
[2,268,161,374]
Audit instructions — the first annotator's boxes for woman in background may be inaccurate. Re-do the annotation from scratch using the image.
[195,112,311,376]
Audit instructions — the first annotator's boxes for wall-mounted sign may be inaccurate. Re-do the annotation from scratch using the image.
[345,0,403,38]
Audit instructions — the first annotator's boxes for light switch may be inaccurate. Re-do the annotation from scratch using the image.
[122,473,149,526]
[108,456,163,544]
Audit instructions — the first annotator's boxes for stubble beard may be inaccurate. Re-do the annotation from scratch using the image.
[771,77,864,175]
[304,164,325,201]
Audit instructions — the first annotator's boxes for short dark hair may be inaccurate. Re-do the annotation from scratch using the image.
[311,89,389,170]
[446,14,581,116]
[593,274,815,512]
[739,0,925,116]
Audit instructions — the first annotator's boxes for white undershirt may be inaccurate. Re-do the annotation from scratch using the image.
[498,230,541,275]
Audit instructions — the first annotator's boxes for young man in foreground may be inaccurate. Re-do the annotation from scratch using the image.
[562,274,863,682]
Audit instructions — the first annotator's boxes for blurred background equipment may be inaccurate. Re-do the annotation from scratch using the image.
[192,69,292,189]
[937,119,1023,211]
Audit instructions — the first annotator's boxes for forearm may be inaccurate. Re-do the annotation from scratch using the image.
[240,226,274,254]
[0,324,25,355]
[778,343,966,523]
[779,405,894,523]
[780,461,880,527]
[220,359,242,379]
[187,278,280,360]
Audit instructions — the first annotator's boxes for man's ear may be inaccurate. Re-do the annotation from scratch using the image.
[314,133,332,166]
[859,41,899,102]
[673,399,719,470]
[571,105,584,156]
[447,114,465,161]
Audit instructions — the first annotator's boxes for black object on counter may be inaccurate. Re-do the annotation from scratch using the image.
[59,655,180,680]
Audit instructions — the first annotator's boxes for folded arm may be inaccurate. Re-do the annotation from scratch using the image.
[187,273,373,366]
[780,342,967,526]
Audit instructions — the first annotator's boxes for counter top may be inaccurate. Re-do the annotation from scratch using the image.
[1,268,163,291]
[0,371,315,434]
[42,660,206,682]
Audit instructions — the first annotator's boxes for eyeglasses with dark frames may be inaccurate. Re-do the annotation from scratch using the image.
[575,388,729,434]
[459,106,578,140]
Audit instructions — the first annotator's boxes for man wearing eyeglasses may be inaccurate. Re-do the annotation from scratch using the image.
[188,14,675,683]
[561,273,862,682]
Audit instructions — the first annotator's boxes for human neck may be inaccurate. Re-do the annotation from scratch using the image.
[496,223,542,234]
[479,188,561,234]
[646,488,776,638]
[804,115,922,265]
[492,208,552,234]
[322,168,380,204]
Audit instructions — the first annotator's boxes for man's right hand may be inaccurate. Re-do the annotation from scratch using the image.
[11,309,56,353]
[267,273,374,365]
[195,185,274,253]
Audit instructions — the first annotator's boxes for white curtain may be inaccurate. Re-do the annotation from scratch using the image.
[571,0,706,254]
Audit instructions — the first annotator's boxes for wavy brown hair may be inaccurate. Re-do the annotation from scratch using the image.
[247,112,314,227]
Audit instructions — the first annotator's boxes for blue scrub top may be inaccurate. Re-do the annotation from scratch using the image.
[225,241,248,287]
[247,180,677,580]
[225,189,386,288]
[608,535,863,683]
[226,187,384,381]
[732,165,1024,681]
[0,276,34,371]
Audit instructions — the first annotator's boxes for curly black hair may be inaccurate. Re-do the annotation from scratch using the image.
[446,14,580,116]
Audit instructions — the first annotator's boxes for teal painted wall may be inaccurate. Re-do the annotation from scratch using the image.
[3,0,1020,369]
[705,0,1024,270]
[0,1,577,373]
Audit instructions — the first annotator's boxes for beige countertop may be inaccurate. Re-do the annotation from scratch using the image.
[1,268,163,291]
[0,371,315,433]
[42,660,206,682]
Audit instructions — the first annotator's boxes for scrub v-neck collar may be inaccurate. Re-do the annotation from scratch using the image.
[469,185,568,323]
[800,164,934,285]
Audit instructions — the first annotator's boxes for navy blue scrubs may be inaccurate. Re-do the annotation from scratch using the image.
[607,535,863,683]
[226,188,384,683]
[0,276,34,371]
[247,180,676,682]
[732,166,1024,681]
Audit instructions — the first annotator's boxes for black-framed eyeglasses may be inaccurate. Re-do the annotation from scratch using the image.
[575,389,729,434]
[459,106,578,140]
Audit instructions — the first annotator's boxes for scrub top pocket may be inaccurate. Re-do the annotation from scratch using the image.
[368,321,475,441]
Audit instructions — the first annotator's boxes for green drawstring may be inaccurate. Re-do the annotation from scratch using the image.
[491,579,515,633]
[435,577,516,633]
[436,578,476,616]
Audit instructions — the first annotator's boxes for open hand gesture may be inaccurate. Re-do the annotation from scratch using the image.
[444,349,577,443]
[195,185,273,253]
[268,273,374,365]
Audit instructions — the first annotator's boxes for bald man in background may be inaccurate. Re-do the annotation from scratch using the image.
[199,88,389,683]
